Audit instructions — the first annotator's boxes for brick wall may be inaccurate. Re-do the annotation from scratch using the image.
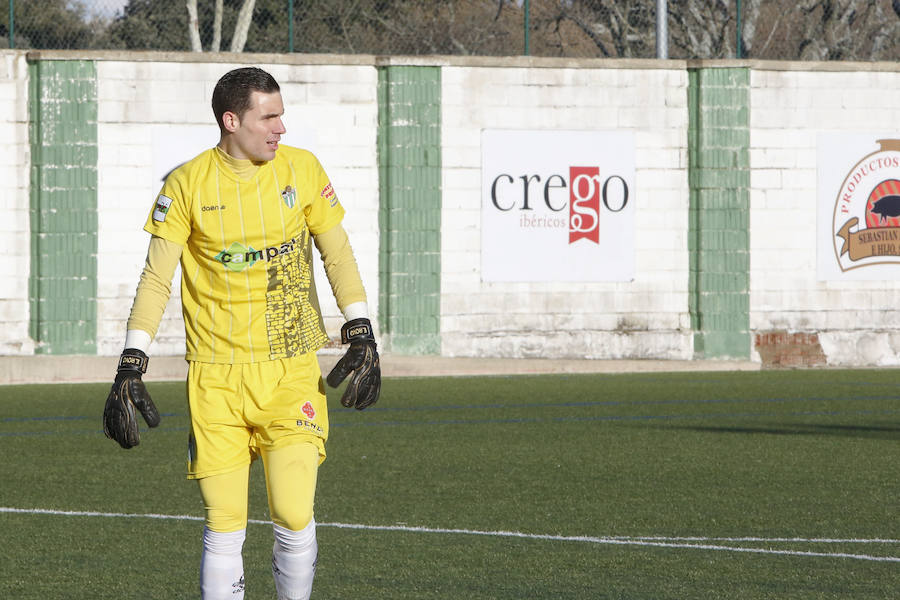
[749,67,900,366]
[0,52,30,354]
[5,52,900,367]
[688,67,750,359]
[440,65,692,359]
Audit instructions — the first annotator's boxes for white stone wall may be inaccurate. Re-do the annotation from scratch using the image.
[7,53,900,366]
[0,52,32,355]
[440,65,692,359]
[94,60,380,356]
[749,67,900,366]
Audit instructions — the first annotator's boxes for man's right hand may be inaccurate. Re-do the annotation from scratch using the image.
[103,349,161,449]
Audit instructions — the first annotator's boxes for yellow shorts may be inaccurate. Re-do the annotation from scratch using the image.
[186,352,328,479]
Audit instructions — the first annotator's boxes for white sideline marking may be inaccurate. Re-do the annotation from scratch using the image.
[2,506,898,563]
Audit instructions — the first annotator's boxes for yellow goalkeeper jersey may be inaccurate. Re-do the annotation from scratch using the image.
[144,145,345,363]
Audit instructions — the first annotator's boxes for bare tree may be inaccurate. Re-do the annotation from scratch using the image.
[184,0,255,52]
[230,0,257,52]
[186,0,202,51]
[349,0,522,56]
[211,0,223,52]
[739,0,762,56]
[81,0,900,59]
[668,0,734,58]
[793,0,899,60]
[532,0,654,58]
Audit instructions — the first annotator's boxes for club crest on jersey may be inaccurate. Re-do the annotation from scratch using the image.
[281,185,296,209]
[153,194,174,222]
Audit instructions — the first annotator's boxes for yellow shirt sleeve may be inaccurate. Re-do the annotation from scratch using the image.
[126,235,183,338]
[313,223,367,312]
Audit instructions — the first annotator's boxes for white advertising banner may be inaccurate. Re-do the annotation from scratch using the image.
[818,133,900,280]
[481,129,635,282]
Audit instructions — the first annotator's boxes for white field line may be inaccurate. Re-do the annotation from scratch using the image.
[2,506,899,563]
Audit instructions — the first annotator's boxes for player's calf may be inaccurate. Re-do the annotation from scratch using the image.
[200,527,246,599]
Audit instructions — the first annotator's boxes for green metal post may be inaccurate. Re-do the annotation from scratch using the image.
[288,0,293,53]
[524,0,530,56]
[8,0,14,49]
[736,0,742,58]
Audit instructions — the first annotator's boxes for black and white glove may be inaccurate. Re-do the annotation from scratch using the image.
[103,349,161,449]
[326,318,381,410]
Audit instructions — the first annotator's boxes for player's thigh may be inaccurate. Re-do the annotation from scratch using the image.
[197,465,251,533]
[260,441,320,531]
[187,361,255,479]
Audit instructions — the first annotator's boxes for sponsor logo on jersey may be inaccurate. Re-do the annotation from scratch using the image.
[214,238,297,272]
[301,401,316,419]
[321,183,337,207]
[201,204,226,212]
[281,185,296,209]
[153,194,174,222]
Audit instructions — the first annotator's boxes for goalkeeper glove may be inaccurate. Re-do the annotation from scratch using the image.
[103,349,161,449]
[326,318,381,410]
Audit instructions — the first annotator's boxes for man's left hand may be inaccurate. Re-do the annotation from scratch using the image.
[326,318,381,410]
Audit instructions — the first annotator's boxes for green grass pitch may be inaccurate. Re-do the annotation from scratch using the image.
[1,368,898,599]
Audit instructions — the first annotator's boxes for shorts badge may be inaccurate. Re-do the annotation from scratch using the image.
[301,401,316,419]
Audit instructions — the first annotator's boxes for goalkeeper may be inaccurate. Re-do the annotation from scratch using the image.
[102,66,380,600]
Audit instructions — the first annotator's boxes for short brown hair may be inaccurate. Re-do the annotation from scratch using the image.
[211,67,280,130]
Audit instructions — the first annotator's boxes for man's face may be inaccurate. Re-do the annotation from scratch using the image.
[225,90,286,162]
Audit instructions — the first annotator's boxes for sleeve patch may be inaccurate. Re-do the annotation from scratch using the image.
[153,195,174,222]
[320,183,338,207]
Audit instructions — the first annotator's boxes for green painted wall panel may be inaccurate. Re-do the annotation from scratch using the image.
[688,67,751,360]
[28,59,98,355]
[377,66,441,355]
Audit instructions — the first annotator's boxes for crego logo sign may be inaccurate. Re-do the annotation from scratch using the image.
[481,130,635,282]
[489,167,629,244]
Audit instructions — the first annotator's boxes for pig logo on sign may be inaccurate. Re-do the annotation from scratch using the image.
[833,140,900,271]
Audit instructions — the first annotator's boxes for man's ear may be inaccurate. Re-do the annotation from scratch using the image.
[221,111,240,133]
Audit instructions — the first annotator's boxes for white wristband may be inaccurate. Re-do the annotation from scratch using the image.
[342,301,369,322]
[124,329,152,354]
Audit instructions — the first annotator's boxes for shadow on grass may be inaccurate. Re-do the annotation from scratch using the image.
[655,422,900,440]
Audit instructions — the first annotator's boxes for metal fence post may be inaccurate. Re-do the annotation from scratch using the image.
[656,0,667,59]
[736,0,742,58]
[523,0,530,56]
[288,0,293,53]
[8,0,14,49]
